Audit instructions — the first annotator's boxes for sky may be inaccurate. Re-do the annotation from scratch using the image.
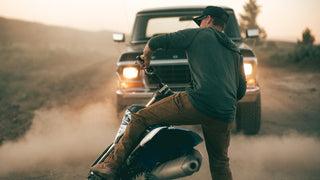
[0,0,319,44]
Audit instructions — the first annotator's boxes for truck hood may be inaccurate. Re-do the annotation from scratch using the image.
[124,34,251,58]
[126,44,146,53]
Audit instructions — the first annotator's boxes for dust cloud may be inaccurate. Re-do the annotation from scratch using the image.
[1,103,320,179]
[0,100,119,176]
[230,133,320,180]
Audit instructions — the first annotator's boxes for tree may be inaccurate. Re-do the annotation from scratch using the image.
[298,28,315,45]
[239,0,267,39]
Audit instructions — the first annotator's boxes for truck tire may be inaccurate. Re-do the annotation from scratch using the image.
[236,93,261,135]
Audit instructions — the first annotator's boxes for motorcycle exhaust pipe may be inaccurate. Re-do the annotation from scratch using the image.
[148,149,202,180]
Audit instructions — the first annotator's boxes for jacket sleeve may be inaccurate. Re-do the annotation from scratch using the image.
[237,55,247,100]
[148,28,199,51]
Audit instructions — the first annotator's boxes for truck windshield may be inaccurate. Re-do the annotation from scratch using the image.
[146,16,198,37]
[131,11,242,44]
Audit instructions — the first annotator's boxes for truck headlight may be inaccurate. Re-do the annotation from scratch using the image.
[244,63,253,75]
[123,67,139,79]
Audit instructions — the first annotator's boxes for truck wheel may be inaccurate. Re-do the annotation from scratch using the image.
[236,93,261,135]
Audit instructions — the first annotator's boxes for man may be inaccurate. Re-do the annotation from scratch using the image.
[91,6,246,180]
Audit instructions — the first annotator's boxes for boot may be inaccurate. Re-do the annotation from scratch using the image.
[90,162,119,180]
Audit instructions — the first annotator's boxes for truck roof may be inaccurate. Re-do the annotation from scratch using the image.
[137,6,234,15]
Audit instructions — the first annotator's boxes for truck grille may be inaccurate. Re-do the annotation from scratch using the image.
[147,65,191,85]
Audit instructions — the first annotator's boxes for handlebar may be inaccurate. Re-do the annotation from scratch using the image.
[136,55,162,87]
[136,55,154,74]
[136,55,174,106]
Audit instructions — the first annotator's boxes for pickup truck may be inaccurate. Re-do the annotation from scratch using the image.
[113,6,261,135]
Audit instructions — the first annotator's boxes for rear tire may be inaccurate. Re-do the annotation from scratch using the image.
[236,93,261,135]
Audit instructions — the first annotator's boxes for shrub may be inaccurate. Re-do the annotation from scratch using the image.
[289,45,320,64]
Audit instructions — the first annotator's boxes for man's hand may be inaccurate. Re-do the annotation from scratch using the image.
[138,54,150,69]
[138,44,155,69]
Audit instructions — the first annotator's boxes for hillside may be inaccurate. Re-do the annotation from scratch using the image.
[0,17,112,46]
[0,17,123,144]
[252,39,320,70]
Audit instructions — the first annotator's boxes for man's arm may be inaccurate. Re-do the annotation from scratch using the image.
[139,29,199,69]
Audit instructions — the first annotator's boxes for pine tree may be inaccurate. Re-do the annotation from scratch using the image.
[239,0,267,39]
[298,28,315,45]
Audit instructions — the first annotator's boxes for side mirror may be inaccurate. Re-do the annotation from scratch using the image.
[246,28,259,38]
[113,33,125,42]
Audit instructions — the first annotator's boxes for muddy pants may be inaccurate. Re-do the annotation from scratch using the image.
[105,91,233,180]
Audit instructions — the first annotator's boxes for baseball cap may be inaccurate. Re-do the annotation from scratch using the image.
[193,6,229,26]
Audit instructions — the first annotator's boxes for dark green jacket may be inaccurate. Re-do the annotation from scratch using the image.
[148,27,247,122]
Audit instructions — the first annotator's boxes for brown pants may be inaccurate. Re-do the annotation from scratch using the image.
[105,91,233,180]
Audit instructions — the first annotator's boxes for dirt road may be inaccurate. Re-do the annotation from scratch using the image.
[0,64,320,180]
[259,66,320,136]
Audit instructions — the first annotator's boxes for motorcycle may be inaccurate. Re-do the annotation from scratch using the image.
[88,58,203,180]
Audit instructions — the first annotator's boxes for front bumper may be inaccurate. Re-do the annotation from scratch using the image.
[117,90,153,106]
[117,85,260,106]
[239,86,260,103]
